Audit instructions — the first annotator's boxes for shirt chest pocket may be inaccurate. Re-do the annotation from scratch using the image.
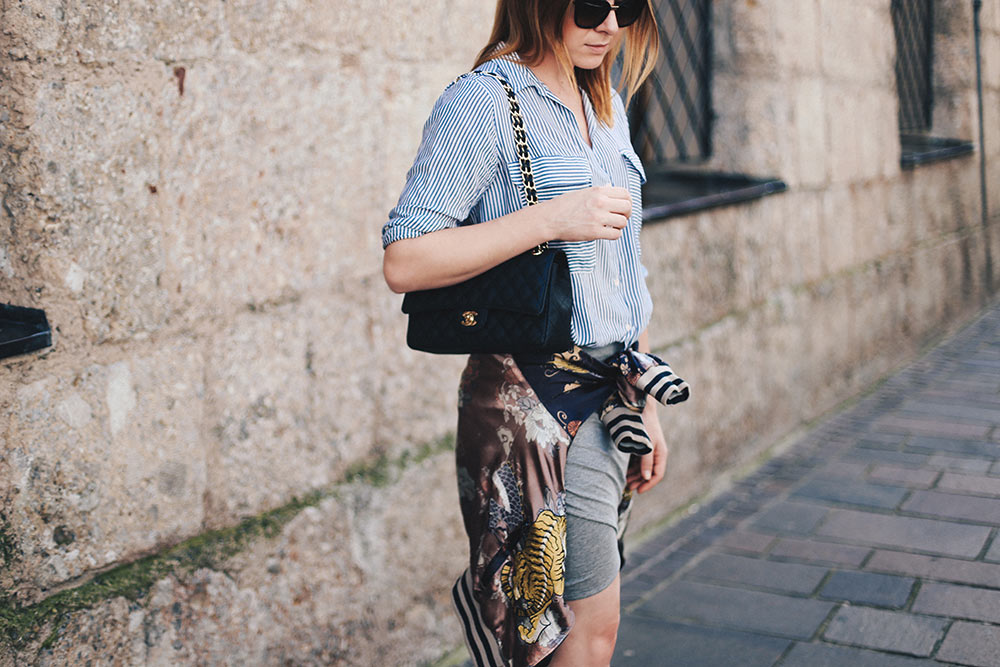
[619,148,647,197]
[505,154,597,274]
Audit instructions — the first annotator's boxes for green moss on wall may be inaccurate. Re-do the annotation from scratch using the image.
[0,433,456,652]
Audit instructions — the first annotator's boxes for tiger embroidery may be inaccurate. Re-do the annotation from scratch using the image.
[500,508,567,642]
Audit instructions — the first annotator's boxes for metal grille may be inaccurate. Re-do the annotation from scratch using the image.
[630,0,713,166]
[892,0,935,133]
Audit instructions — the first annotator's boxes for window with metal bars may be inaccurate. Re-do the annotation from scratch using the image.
[630,0,713,166]
[630,0,787,220]
[892,0,935,134]
[890,0,973,168]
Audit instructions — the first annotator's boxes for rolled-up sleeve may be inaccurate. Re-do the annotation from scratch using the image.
[382,76,502,248]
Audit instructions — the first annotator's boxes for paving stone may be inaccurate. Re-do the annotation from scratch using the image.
[855,437,907,451]
[898,400,1000,424]
[613,616,790,667]
[987,537,1000,563]
[937,472,1000,497]
[865,550,1000,589]
[845,449,931,467]
[821,606,947,656]
[815,509,991,558]
[926,454,995,474]
[872,414,991,439]
[770,538,872,567]
[905,436,1000,458]
[634,580,835,640]
[684,553,828,595]
[912,582,1000,623]
[901,490,1000,525]
[781,641,944,667]
[633,550,697,586]
[812,460,871,479]
[818,570,915,608]
[791,478,909,509]
[896,410,995,430]
[750,501,829,535]
[715,529,775,555]
[935,621,1000,667]
[867,464,939,489]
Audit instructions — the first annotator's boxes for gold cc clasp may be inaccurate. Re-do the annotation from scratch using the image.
[460,310,478,327]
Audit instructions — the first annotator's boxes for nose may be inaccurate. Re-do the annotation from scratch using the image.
[597,5,620,34]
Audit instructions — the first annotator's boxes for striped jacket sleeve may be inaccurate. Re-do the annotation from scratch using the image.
[382,76,504,248]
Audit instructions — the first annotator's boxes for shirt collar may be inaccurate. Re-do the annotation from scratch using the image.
[477,52,555,99]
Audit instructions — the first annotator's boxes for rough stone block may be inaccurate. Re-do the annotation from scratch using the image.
[6,453,468,666]
[157,60,386,323]
[201,295,381,526]
[2,340,207,598]
[774,0,821,75]
[29,72,171,344]
[818,184,857,273]
[822,606,947,656]
[818,0,894,85]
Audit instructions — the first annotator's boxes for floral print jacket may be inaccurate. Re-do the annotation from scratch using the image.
[450,346,689,667]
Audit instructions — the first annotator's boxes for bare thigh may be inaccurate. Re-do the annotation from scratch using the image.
[549,573,620,667]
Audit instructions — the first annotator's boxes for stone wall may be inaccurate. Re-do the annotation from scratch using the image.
[1,0,998,664]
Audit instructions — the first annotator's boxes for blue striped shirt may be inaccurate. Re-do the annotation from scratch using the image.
[383,56,652,348]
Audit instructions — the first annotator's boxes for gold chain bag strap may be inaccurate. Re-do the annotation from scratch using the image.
[400,70,574,354]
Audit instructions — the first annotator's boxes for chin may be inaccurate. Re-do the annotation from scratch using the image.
[574,55,606,70]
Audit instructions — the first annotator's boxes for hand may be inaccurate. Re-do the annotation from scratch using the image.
[626,404,668,494]
[541,186,632,242]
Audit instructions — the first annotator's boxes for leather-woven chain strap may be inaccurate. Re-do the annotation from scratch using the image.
[455,70,546,253]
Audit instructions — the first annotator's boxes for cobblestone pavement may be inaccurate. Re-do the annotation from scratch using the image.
[614,300,1000,666]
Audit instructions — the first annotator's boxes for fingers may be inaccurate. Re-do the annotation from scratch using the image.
[546,186,633,242]
[596,186,632,222]
[626,443,669,493]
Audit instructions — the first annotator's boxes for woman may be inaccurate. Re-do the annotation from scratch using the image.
[382,1,682,665]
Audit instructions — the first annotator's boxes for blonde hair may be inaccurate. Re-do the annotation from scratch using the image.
[473,0,659,126]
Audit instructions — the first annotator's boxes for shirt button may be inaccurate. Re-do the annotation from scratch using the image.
[612,278,621,288]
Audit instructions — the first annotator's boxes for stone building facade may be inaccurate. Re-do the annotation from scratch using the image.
[1,0,997,664]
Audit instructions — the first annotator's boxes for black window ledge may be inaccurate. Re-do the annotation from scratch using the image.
[900,134,975,169]
[0,303,52,360]
[642,168,788,221]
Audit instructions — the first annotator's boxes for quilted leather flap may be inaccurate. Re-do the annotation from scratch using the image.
[401,250,568,316]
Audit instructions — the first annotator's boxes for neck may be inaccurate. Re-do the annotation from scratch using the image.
[528,50,579,101]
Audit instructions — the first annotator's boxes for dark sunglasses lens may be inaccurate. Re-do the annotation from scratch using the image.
[615,0,643,27]
[574,1,610,29]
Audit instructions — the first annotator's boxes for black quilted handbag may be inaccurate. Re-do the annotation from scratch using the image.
[400,71,574,355]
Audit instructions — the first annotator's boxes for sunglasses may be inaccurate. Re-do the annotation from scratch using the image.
[573,0,644,30]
